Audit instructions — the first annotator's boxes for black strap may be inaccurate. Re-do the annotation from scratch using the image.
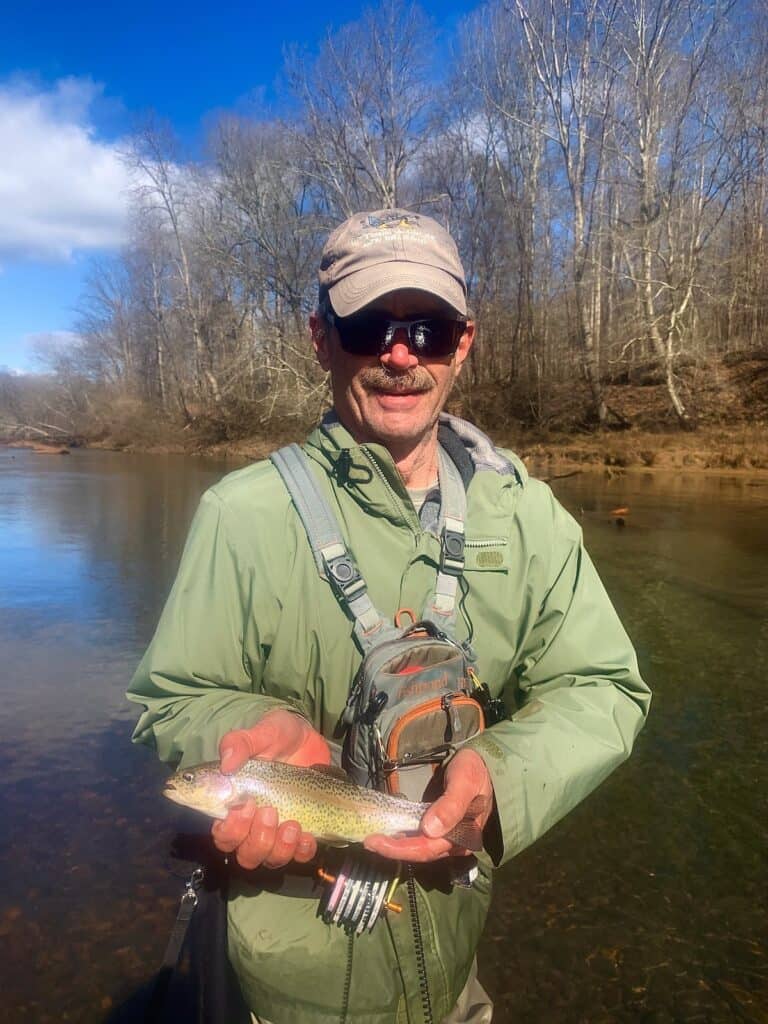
[143,868,204,1023]
[163,869,203,967]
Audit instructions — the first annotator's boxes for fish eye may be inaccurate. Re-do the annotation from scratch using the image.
[182,772,194,783]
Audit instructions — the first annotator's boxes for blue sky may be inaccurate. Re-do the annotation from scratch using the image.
[0,0,474,373]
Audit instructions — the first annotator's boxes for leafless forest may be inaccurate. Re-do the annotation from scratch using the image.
[3,0,768,446]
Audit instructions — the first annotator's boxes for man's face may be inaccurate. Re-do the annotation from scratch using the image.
[311,290,475,454]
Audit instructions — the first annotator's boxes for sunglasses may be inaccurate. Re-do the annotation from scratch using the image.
[326,311,465,358]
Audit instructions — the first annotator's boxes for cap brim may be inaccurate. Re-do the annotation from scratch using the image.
[328,263,467,318]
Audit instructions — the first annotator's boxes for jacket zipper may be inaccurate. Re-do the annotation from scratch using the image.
[361,445,420,533]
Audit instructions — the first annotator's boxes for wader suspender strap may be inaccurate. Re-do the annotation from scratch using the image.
[269,444,468,646]
[270,445,396,653]
[428,446,466,633]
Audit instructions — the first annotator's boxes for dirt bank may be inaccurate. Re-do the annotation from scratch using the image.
[3,351,766,473]
[10,424,766,480]
[147,423,768,481]
[506,424,768,479]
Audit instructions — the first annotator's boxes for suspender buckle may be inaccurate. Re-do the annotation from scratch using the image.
[325,553,367,601]
[440,527,465,577]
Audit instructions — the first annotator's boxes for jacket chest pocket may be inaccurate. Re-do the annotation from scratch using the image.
[463,537,510,572]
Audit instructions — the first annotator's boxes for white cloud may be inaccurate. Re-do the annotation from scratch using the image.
[0,77,134,263]
[24,329,81,350]
[23,330,83,371]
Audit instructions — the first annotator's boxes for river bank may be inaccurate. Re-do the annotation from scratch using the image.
[5,423,768,479]
[511,424,768,478]
[3,350,766,475]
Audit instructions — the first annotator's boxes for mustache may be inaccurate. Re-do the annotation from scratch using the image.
[359,367,435,392]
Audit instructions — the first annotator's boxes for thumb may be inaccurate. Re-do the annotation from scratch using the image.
[219,729,260,773]
[421,750,488,838]
[421,788,471,839]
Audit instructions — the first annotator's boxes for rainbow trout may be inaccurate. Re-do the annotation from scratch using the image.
[164,757,482,850]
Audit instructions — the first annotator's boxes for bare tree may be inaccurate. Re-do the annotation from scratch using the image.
[511,0,621,425]
[443,1,556,413]
[715,0,768,352]
[127,122,222,406]
[285,0,433,215]
[610,0,739,426]
[207,117,328,418]
[41,0,762,443]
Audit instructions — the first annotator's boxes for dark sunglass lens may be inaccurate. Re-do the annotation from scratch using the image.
[335,315,387,355]
[333,315,462,357]
[409,320,460,357]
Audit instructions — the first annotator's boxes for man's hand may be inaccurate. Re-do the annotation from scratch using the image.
[363,748,494,862]
[211,708,331,870]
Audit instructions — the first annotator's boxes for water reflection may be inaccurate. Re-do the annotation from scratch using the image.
[0,450,766,1022]
[483,468,768,1023]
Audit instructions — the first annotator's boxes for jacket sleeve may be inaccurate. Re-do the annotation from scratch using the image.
[126,488,298,768]
[465,487,651,866]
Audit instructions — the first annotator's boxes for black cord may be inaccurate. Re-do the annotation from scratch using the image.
[459,575,474,646]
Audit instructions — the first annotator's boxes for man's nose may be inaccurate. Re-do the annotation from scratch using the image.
[380,337,418,371]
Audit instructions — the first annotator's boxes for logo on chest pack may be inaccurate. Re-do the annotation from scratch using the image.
[394,670,469,702]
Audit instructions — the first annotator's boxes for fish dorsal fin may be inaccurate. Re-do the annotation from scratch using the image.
[310,763,350,781]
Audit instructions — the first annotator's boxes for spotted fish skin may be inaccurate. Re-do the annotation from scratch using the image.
[164,757,429,845]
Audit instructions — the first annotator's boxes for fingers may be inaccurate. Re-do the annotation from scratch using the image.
[259,821,316,869]
[211,802,317,870]
[363,833,465,862]
[211,799,263,855]
[421,749,493,840]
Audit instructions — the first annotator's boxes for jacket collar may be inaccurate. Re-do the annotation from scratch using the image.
[309,410,525,483]
[302,411,525,528]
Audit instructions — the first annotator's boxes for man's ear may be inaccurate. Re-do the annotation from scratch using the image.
[310,313,331,371]
[453,321,475,376]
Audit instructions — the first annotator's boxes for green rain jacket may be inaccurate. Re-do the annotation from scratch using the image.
[128,413,650,1024]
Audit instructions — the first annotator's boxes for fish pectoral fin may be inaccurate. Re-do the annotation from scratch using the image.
[309,764,350,781]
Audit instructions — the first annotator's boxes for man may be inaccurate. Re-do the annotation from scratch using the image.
[128,209,650,1023]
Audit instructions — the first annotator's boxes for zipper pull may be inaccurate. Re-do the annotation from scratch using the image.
[442,694,463,736]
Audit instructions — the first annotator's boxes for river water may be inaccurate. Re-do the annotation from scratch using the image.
[0,447,766,1023]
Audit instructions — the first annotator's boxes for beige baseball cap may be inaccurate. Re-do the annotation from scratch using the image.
[318,209,467,317]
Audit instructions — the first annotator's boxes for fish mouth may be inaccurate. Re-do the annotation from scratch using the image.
[163,784,185,805]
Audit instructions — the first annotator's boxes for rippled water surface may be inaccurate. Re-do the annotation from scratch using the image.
[1,448,766,1022]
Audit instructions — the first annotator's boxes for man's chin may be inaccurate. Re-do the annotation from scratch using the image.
[356,401,438,449]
